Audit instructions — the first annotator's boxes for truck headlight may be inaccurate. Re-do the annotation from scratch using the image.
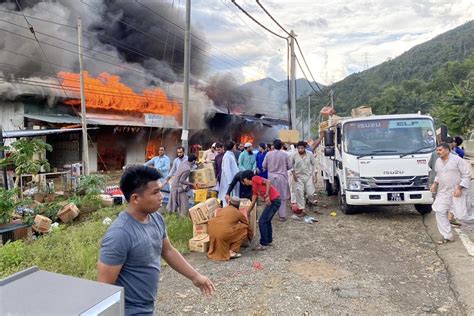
[345,168,361,191]
[347,180,362,191]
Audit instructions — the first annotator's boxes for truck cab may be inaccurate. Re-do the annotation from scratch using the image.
[319,114,436,215]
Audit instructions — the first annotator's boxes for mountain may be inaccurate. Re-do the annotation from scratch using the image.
[236,78,323,119]
[301,20,474,117]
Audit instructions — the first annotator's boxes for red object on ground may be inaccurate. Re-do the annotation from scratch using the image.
[252,261,264,270]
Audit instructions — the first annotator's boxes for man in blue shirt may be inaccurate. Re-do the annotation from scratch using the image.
[453,136,465,158]
[144,146,170,179]
[98,165,214,315]
[255,143,267,179]
[238,142,256,172]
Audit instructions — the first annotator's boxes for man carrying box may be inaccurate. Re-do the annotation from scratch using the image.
[240,170,281,251]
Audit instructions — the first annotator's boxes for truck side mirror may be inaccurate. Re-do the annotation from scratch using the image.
[324,130,335,147]
[324,147,335,157]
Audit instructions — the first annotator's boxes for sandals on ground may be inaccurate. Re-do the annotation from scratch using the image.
[437,238,454,245]
[230,253,242,259]
[253,244,268,251]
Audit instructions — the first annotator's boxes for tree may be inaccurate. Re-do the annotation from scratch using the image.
[431,80,474,135]
[0,138,53,188]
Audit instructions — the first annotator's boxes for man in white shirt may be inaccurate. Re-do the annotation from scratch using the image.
[430,143,471,244]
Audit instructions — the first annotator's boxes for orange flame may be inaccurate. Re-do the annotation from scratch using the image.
[58,72,181,118]
[240,133,254,145]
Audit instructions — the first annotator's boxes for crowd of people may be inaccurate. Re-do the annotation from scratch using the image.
[143,137,324,255]
[98,133,472,314]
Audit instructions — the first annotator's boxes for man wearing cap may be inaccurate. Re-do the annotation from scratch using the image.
[238,142,256,172]
[203,143,218,163]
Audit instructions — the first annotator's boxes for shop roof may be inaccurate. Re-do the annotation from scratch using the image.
[2,127,97,139]
[23,113,181,129]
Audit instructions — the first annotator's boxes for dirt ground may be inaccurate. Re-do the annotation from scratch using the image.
[155,187,468,315]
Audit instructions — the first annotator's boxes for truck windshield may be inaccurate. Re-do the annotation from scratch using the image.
[343,118,436,156]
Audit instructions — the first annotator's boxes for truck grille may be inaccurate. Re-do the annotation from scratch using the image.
[360,176,429,192]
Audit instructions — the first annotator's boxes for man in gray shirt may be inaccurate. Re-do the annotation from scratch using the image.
[98,165,214,315]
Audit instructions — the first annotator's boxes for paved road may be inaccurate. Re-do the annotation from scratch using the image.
[156,189,473,314]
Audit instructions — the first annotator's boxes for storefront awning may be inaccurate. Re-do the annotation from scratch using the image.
[24,113,181,129]
[2,127,97,139]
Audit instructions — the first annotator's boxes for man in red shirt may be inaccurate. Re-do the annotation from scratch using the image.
[240,170,281,251]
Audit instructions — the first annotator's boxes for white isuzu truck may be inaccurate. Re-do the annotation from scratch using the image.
[319,113,436,215]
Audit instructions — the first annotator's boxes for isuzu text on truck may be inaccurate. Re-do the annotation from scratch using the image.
[319,114,436,215]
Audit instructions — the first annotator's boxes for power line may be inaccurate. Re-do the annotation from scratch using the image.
[80,0,270,78]
[255,0,325,93]
[0,6,266,78]
[230,0,287,40]
[220,0,282,51]
[135,0,270,77]
[295,57,322,97]
[13,0,69,98]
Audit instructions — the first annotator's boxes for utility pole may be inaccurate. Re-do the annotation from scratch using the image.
[300,106,304,139]
[182,0,191,153]
[330,89,334,108]
[0,125,8,189]
[289,30,297,130]
[307,95,311,139]
[78,17,89,175]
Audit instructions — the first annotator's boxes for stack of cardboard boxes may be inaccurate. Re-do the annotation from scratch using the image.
[188,198,219,253]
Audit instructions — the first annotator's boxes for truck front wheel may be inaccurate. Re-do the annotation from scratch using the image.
[325,180,334,196]
[338,190,357,214]
[415,204,432,215]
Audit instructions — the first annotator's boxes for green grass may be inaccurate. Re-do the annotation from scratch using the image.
[0,207,193,280]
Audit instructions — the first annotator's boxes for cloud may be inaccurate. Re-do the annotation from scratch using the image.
[193,0,474,84]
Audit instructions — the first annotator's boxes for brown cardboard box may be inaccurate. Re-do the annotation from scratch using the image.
[278,129,300,143]
[33,215,52,233]
[100,194,114,207]
[192,223,208,237]
[351,106,372,118]
[204,198,219,218]
[57,203,80,223]
[189,202,210,225]
[190,167,217,189]
[189,234,210,252]
[239,198,257,238]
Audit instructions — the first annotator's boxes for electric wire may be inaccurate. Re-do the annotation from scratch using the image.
[230,0,286,40]
[255,0,325,94]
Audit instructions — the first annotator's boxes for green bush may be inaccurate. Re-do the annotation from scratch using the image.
[0,207,194,280]
[77,174,108,195]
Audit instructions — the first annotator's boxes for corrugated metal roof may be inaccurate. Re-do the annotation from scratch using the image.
[23,113,181,128]
[24,114,81,124]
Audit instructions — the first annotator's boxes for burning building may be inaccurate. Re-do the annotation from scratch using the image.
[0,1,288,173]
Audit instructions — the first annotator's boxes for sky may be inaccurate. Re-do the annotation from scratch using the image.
[192,0,474,85]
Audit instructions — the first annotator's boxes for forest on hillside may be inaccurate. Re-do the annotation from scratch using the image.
[298,21,474,135]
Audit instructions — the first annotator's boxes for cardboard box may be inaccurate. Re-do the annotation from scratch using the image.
[57,203,80,223]
[239,198,257,238]
[189,202,210,225]
[33,215,52,233]
[189,167,216,189]
[194,189,208,203]
[278,129,300,144]
[204,198,219,218]
[192,223,208,237]
[351,106,372,118]
[189,234,210,253]
[100,194,114,207]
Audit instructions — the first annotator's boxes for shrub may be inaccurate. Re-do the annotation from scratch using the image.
[0,207,193,280]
